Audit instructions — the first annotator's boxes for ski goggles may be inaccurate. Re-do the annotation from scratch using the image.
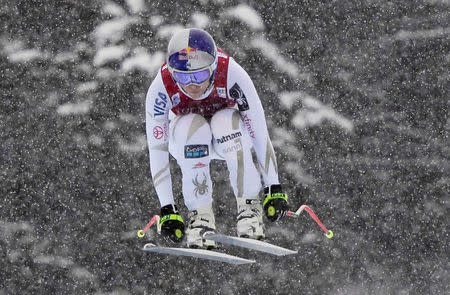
[171,67,212,86]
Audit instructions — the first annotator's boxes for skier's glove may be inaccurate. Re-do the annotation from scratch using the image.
[263,184,288,222]
[159,204,185,243]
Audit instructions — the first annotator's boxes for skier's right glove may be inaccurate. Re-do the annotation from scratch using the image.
[263,184,288,222]
[159,204,185,243]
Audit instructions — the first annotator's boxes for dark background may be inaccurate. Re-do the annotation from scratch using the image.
[1,0,448,294]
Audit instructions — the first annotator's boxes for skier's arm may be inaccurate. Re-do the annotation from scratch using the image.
[227,58,279,185]
[145,71,174,207]
[227,58,288,221]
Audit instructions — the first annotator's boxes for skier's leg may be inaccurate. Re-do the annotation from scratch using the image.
[169,114,216,248]
[210,108,264,239]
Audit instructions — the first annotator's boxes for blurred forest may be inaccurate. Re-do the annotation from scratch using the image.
[1,0,448,294]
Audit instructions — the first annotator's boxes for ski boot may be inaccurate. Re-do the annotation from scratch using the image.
[186,203,216,249]
[236,198,265,239]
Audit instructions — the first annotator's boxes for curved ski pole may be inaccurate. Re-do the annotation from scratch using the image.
[287,205,334,238]
[137,215,161,238]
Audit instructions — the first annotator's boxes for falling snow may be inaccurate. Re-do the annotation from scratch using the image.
[1,1,449,294]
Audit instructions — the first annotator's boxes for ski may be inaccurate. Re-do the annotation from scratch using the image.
[138,206,334,263]
[204,233,297,256]
[142,242,255,265]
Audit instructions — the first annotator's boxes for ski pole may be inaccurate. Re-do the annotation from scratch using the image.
[137,215,160,238]
[287,205,334,239]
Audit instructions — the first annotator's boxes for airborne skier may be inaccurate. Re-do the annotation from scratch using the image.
[145,28,288,249]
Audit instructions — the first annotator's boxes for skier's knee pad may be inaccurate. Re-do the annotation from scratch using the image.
[210,108,252,159]
[169,113,212,165]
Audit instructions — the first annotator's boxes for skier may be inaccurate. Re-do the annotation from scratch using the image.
[145,28,288,248]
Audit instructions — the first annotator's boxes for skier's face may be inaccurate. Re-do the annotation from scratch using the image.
[181,80,210,99]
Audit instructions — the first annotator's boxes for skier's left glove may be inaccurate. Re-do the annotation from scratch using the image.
[263,184,288,222]
[159,204,185,243]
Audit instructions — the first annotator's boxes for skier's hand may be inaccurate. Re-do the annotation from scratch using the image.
[263,184,288,222]
[159,204,185,243]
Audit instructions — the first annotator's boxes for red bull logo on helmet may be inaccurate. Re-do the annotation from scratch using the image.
[168,29,216,71]
[178,46,198,61]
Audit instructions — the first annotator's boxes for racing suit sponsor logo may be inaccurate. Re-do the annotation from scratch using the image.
[192,172,208,198]
[229,83,249,111]
[163,122,168,141]
[193,162,207,169]
[153,126,163,139]
[154,92,168,116]
[241,114,255,139]
[184,144,209,158]
[222,141,242,154]
[216,87,226,98]
[171,93,180,106]
[216,131,242,144]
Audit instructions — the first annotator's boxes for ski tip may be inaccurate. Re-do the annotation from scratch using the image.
[325,230,334,239]
[142,242,157,250]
